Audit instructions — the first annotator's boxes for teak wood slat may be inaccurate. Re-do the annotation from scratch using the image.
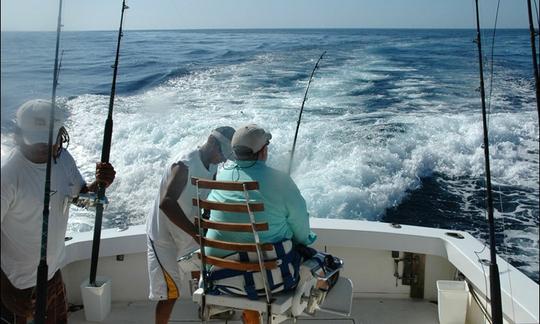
[194,217,269,232]
[191,178,259,191]
[192,198,264,212]
[199,254,278,271]
[198,237,274,252]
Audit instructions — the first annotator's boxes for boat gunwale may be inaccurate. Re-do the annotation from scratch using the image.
[63,218,539,323]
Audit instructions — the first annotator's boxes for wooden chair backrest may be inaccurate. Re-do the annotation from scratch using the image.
[191,177,277,272]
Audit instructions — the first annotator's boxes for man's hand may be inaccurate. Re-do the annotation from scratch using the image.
[202,209,211,220]
[83,162,116,193]
[96,162,116,188]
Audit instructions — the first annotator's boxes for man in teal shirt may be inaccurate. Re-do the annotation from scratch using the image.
[205,124,317,256]
[205,124,317,324]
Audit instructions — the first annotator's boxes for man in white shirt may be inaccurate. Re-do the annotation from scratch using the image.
[146,126,235,324]
[0,99,116,324]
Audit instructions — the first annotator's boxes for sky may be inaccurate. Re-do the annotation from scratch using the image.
[0,0,534,31]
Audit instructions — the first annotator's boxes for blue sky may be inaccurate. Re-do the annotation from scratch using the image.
[1,0,532,31]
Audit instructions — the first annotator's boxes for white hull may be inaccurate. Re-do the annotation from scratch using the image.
[62,219,539,323]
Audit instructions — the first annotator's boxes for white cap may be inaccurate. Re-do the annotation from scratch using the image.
[211,126,235,159]
[16,99,64,145]
[232,124,272,158]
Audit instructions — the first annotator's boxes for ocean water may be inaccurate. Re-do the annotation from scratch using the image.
[1,29,538,282]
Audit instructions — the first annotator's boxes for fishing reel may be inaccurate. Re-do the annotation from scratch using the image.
[73,193,109,210]
[299,254,343,315]
[177,250,201,295]
[304,287,328,315]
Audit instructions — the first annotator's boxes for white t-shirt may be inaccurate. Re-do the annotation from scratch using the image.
[1,148,85,289]
[146,149,216,253]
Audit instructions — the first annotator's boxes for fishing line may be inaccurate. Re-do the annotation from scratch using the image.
[477,1,520,321]
[534,0,539,27]
[496,187,517,322]
[471,0,490,117]
[527,0,540,120]
[486,0,501,117]
[475,178,492,324]
[486,1,518,320]
[288,51,326,175]
[474,240,490,324]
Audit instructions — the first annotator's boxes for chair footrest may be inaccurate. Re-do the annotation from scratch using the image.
[318,277,354,316]
[192,288,294,314]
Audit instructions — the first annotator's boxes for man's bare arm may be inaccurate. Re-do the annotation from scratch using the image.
[159,162,198,239]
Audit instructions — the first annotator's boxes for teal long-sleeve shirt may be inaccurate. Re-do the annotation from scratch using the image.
[205,160,317,257]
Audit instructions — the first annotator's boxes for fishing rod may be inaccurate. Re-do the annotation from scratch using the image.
[89,0,128,286]
[34,0,63,322]
[473,1,503,323]
[288,51,326,175]
[526,0,540,120]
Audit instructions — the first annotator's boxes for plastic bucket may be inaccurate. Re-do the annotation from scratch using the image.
[80,277,112,322]
[437,280,469,324]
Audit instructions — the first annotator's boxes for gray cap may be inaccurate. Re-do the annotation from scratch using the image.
[211,126,235,159]
[16,99,65,145]
[231,124,272,157]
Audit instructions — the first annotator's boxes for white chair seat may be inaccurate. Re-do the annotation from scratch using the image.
[192,288,294,314]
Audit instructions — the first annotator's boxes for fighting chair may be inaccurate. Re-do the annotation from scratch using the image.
[190,177,353,323]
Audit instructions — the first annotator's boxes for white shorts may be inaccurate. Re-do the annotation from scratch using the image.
[147,235,198,301]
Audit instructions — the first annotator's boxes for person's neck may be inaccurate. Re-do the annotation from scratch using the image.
[236,159,265,166]
[19,146,47,164]
[198,145,212,171]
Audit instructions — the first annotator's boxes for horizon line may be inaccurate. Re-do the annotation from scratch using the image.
[1,26,529,32]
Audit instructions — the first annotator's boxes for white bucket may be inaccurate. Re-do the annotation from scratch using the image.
[80,277,112,322]
[437,280,469,324]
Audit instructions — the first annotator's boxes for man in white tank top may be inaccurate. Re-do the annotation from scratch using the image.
[146,126,235,324]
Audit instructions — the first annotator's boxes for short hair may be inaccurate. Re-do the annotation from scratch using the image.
[234,145,259,161]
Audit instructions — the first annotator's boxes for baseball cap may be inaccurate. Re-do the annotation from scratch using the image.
[211,126,235,159]
[16,99,65,145]
[231,124,272,158]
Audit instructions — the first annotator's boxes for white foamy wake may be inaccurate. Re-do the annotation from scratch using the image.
[1,52,537,241]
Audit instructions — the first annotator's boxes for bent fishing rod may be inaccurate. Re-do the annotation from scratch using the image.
[473,1,503,323]
[288,51,326,175]
[34,0,64,322]
[89,0,128,286]
[526,0,540,120]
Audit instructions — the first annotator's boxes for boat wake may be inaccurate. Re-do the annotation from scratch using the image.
[1,29,537,282]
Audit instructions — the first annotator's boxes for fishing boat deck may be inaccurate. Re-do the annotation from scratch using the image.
[68,297,439,323]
